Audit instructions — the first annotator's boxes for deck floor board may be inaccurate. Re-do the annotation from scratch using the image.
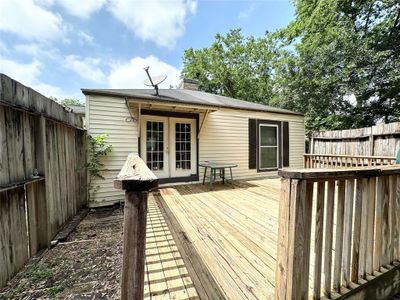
[158,178,284,300]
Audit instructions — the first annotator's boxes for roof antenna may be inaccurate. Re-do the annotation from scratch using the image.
[143,66,167,96]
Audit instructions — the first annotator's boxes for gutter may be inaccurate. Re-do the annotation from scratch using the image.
[81,89,304,116]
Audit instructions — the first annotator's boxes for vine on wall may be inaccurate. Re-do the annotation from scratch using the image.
[86,134,112,201]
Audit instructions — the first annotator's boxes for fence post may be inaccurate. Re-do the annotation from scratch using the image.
[114,154,158,300]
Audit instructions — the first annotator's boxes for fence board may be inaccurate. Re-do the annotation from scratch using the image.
[311,122,400,157]
[342,179,355,287]
[366,178,376,275]
[357,178,368,280]
[333,180,345,291]
[0,75,87,288]
[0,188,29,287]
[313,181,325,298]
[0,106,10,185]
[6,108,25,182]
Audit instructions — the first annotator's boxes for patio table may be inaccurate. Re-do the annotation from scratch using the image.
[199,161,238,190]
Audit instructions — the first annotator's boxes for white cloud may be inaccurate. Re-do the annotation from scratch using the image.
[108,55,181,88]
[78,31,95,45]
[64,55,107,83]
[0,56,69,99]
[108,0,197,48]
[14,43,44,57]
[56,0,107,18]
[238,3,255,20]
[0,57,41,84]
[0,0,64,41]
[0,40,8,54]
[32,82,68,99]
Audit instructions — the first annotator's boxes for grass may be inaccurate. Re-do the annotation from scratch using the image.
[48,281,71,296]
[25,264,52,282]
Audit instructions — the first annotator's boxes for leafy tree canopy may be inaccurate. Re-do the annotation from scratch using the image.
[182,1,400,133]
[182,29,278,104]
[50,97,84,107]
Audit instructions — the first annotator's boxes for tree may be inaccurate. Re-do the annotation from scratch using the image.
[60,98,84,106]
[275,0,400,131]
[49,97,84,106]
[182,29,277,105]
[182,1,400,133]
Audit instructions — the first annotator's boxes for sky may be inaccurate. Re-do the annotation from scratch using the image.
[0,0,295,102]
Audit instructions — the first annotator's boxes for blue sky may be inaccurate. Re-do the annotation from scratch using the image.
[0,0,294,101]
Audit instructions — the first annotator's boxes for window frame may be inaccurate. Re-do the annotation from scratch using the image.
[258,124,279,170]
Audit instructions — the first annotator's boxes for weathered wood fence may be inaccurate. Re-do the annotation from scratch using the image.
[310,122,400,157]
[0,74,87,287]
[276,166,400,299]
[304,153,396,168]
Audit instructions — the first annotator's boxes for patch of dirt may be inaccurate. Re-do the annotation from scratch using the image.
[0,205,124,299]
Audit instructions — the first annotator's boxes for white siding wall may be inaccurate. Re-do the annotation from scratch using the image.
[87,95,138,206]
[86,95,305,206]
[289,121,306,168]
[198,109,304,180]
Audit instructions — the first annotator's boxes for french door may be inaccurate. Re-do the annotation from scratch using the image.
[140,115,197,179]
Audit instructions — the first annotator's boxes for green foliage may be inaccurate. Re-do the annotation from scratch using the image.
[86,134,112,198]
[275,0,400,132]
[25,265,53,282]
[49,97,84,106]
[48,281,70,296]
[182,1,400,133]
[182,29,277,105]
[61,98,84,106]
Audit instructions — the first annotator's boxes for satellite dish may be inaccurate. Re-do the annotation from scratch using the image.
[143,67,167,96]
[144,75,167,87]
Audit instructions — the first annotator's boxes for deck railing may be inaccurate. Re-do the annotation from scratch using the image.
[304,153,396,168]
[276,165,400,299]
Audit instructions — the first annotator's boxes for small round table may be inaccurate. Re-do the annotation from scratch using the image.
[198,162,238,190]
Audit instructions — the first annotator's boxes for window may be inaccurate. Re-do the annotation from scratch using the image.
[259,124,278,169]
[146,121,164,171]
[175,123,191,170]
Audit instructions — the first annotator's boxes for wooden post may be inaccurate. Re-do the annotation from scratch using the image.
[275,177,313,299]
[114,154,158,300]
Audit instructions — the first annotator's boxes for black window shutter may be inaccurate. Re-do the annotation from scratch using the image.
[248,119,257,169]
[282,122,290,167]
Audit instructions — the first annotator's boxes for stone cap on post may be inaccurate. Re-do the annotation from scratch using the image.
[114,154,159,192]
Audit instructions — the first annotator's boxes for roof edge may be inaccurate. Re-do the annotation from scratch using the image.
[81,89,304,116]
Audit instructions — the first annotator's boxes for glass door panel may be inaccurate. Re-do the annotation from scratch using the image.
[140,116,169,178]
[170,118,197,178]
[146,121,164,171]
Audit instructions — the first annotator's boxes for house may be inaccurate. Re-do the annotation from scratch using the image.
[67,105,85,118]
[82,79,305,206]
[67,105,86,127]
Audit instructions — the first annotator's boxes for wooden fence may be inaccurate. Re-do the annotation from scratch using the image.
[276,165,400,299]
[0,74,87,287]
[310,122,400,157]
[304,153,396,168]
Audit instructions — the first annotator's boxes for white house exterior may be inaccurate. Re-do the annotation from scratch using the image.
[83,82,305,206]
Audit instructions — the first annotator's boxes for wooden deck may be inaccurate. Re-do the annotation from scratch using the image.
[155,178,283,300]
[145,196,199,299]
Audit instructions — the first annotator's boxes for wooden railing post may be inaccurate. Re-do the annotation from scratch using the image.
[275,175,313,299]
[114,154,158,300]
